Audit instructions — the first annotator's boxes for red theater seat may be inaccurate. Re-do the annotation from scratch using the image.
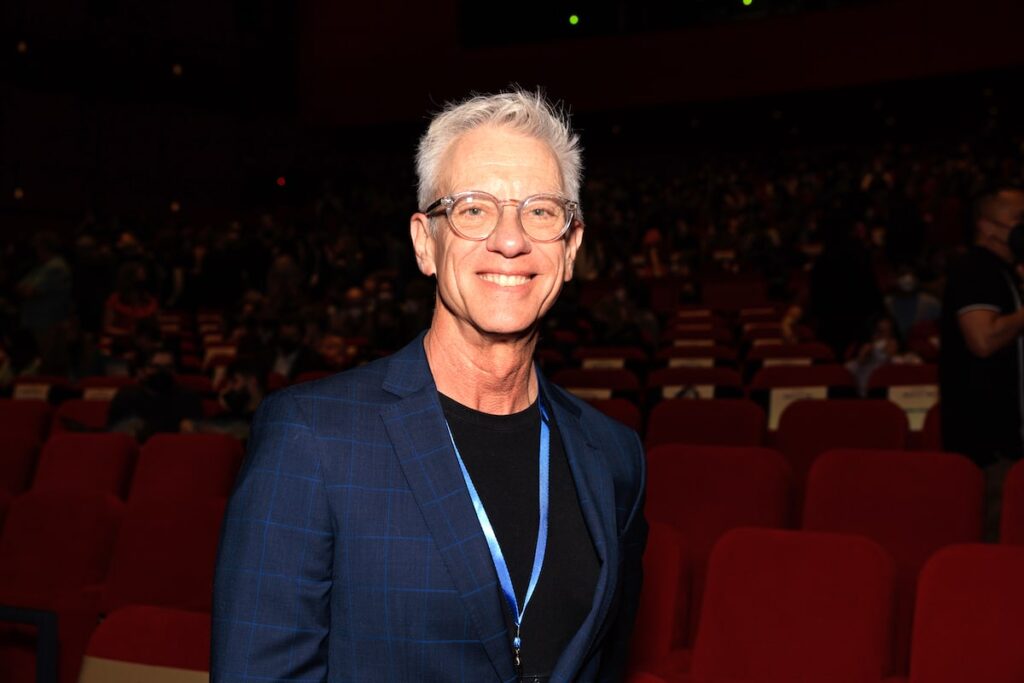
[99,499,226,614]
[78,606,210,683]
[78,376,136,401]
[645,445,792,646]
[32,433,138,498]
[803,449,984,674]
[1001,459,1024,546]
[629,522,687,674]
[774,399,909,485]
[0,399,52,446]
[0,491,123,683]
[691,528,895,683]
[587,398,642,432]
[552,368,641,402]
[646,399,764,448]
[910,544,1024,683]
[646,367,743,401]
[746,341,834,366]
[749,364,857,430]
[0,438,39,496]
[129,433,243,502]
[50,399,112,435]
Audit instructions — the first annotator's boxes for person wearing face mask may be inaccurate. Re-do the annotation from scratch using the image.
[180,357,266,441]
[269,318,322,380]
[940,184,1024,537]
[885,266,941,341]
[107,347,202,442]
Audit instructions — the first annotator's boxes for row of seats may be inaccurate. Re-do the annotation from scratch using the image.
[593,398,939,483]
[0,430,242,500]
[637,445,1024,678]
[0,492,226,683]
[630,530,1024,683]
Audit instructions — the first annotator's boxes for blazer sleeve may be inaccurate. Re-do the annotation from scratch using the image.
[597,429,649,681]
[211,389,334,682]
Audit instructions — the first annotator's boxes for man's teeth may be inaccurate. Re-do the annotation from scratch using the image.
[480,273,531,287]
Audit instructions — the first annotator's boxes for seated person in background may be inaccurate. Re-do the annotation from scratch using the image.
[885,264,941,341]
[107,347,202,441]
[317,331,350,372]
[269,317,322,381]
[104,261,159,336]
[181,357,266,441]
[845,315,921,395]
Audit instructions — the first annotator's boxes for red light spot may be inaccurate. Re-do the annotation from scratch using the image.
[276,176,286,187]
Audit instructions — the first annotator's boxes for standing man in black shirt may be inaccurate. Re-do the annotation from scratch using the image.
[940,185,1024,534]
[213,90,648,682]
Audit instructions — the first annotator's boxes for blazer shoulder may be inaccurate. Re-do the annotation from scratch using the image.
[279,354,395,405]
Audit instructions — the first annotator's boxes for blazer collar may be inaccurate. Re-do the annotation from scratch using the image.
[537,373,620,679]
[380,333,618,681]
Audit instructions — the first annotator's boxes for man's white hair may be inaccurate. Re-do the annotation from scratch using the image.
[415,89,583,215]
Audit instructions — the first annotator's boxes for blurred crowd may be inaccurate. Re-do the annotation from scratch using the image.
[1,128,1022,440]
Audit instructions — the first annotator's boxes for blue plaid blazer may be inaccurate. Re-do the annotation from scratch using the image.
[212,332,647,682]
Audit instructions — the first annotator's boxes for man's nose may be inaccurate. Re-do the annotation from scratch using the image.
[486,205,532,257]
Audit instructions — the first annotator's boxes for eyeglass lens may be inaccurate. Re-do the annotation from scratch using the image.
[449,193,568,240]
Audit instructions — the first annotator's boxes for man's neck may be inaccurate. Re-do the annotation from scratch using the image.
[424,320,538,416]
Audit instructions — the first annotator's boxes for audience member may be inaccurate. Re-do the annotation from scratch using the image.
[103,261,158,336]
[940,184,1024,537]
[885,265,942,341]
[16,232,73,372]
[107,347,203,441]
[181,357,267,440]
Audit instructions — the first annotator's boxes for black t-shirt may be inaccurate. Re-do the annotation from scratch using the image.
[439,393,600,681]
[939,246,1024,464]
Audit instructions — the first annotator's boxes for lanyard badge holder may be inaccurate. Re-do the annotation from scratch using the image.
[446,400,551,679]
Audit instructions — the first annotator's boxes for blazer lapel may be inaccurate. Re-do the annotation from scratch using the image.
[541,375,621,681]
[379,337,517,683]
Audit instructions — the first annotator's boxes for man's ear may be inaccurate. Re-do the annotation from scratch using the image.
[563,222,584,282]
[410,213,437,277]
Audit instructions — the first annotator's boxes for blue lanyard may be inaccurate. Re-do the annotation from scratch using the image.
[445,400,550,673]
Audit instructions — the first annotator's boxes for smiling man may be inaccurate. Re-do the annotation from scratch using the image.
[212,91,647,683]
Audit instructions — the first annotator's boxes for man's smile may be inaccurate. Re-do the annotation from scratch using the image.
[478,272,535,287]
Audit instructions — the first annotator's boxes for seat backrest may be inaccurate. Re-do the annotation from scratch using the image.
[692,528,895,683]
[0,437,39,495]
[102,499,227,613]
[79,605,210,683]
[628,522,687,671]
[50,398,112,434]
[129,433,243,502]
[749,365,857,430]
[646,399,764,448]
[586,398,642,433]
[867,363,938,388]
[775,399,909,482]
[646,445,792,643]
[32,433,138,498]
[0,398,52,445]
[551,368,641,401]
[1000,459,1024,545]
[803,449,984,673]
[910,544,1024,683]
[646,367,743,400]
[0,490,122,606]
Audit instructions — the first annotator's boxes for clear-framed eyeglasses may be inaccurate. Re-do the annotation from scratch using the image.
[422,190,580,243]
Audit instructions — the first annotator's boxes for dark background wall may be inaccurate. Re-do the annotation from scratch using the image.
[2,0,1023,234]
[300,0,1024,123]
